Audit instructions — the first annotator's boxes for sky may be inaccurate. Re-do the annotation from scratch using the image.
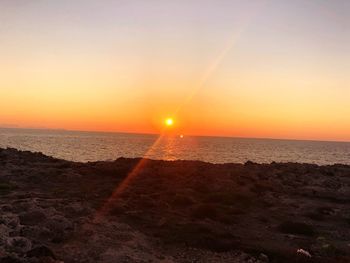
[0,0,349,141]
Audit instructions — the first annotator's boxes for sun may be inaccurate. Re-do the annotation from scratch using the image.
[165,118,174,127]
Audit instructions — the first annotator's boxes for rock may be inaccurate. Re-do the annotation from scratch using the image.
[5,236,32,253]
[45,215,73,233]
[20,225,52,241]
[1,215,20,229]
[297,248,312,258]
[259,253,269,262]
[45,215,73,243]
[19,211,46,226]
[244,161,257,166]
[0,225,10,247]
[63,171,82,180]
[65,202,90,216]
[0,256,23,263]
[1,205,13,212]
[1,148,350,262]
[26,245,56,259]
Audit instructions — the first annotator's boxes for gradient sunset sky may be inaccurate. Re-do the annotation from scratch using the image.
[0,0,349,141]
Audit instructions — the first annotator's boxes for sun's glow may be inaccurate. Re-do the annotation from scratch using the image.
[165,118,174,127]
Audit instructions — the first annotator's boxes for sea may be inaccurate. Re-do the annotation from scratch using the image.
[0,128,349,165]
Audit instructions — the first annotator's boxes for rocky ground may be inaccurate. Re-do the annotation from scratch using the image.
[0,148,349,263]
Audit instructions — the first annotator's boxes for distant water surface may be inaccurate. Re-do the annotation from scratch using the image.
[0,128,349,165]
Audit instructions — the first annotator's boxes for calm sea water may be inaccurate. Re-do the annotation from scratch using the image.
[0,128,349,165]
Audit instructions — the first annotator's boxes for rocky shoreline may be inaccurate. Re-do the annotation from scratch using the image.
[0,148,349,262]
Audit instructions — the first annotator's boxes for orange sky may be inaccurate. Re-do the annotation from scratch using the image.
[0,1,349,141]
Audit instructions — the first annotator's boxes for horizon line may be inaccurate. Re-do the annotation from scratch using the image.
[0,126,349,144]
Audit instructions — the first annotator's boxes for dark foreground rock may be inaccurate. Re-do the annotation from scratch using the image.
[0,147,349,262]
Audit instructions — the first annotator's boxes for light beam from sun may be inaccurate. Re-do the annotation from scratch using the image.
[93,134,165,222]
[174,1,267,116]
[93,2,267,222]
